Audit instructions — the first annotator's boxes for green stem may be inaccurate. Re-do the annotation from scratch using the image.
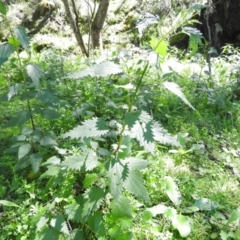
[114,62,149,158]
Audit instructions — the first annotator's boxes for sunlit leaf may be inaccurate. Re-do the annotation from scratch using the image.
[26,64,44,87]
[64,61,122,79]
[8,37,21,48]
[165,176,181,205]
[172,214,191,237]
[150,38,168,56]
[163,81,195,110]
[37,216,48,231]
[50,215,69,235]
[0,200,19,207]
[61,150,98,171]
[62,118,109,139]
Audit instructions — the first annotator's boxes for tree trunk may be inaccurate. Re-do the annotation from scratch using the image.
[199,0,240,52]
[91,0,109,51]
[61,0,89,57]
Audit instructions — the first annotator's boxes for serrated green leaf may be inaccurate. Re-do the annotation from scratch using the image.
[50,215,69,235]
[66,229,84,240]
[26,64,44,87]
[111,196,132,217]
[0,200,19,207]
[150,38,168,56]
[37,216,48,231]
[107,159,128,199]
[108,225,121,238]
[30,153,42,173]
[64,61,122,79]
[124,170,149,203]
[118,136,132,159]
[7,83,22,100]
[165,176,181,206]
[40,166,60,179]
[62,118,109,139]
[14,26,29,50]
[83,173,98,188]
[61,150,98,171]
[43,108,61,120]
[125,111,141,128]
[64,203,82,222]
[40,227,59,240]
[0,1,7,15]
[88,211,105,236]
[0,43,15,66]
[163,81,195,110]
[40,136,57,146]
[18,143,31,159]
[81,186,105,221]
[123,157,150,171]
[8,37,21,48]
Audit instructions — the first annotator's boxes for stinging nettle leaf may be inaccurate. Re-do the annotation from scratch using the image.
[50,215,69,235]
[18,143,31,159]
[26,64,44,87]
[62,118,109,139]
[0,43,15,66]
[14,26,29,50]
[124,170,149,203]
[107,159,128,200]
[61,150,98,171]
[30,153,42,173]
[163,81,195,110]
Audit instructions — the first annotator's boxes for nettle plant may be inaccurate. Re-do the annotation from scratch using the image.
[0,1,205,239]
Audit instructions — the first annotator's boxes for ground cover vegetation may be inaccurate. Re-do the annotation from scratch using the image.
[0,1,240,239]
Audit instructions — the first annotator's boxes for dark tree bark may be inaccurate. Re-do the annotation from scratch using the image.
[199,0,240,52]
[61,0,89,57]
[91,0,109,51]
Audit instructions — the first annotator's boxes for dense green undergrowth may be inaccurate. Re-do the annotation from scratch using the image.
[1,2,240,240]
